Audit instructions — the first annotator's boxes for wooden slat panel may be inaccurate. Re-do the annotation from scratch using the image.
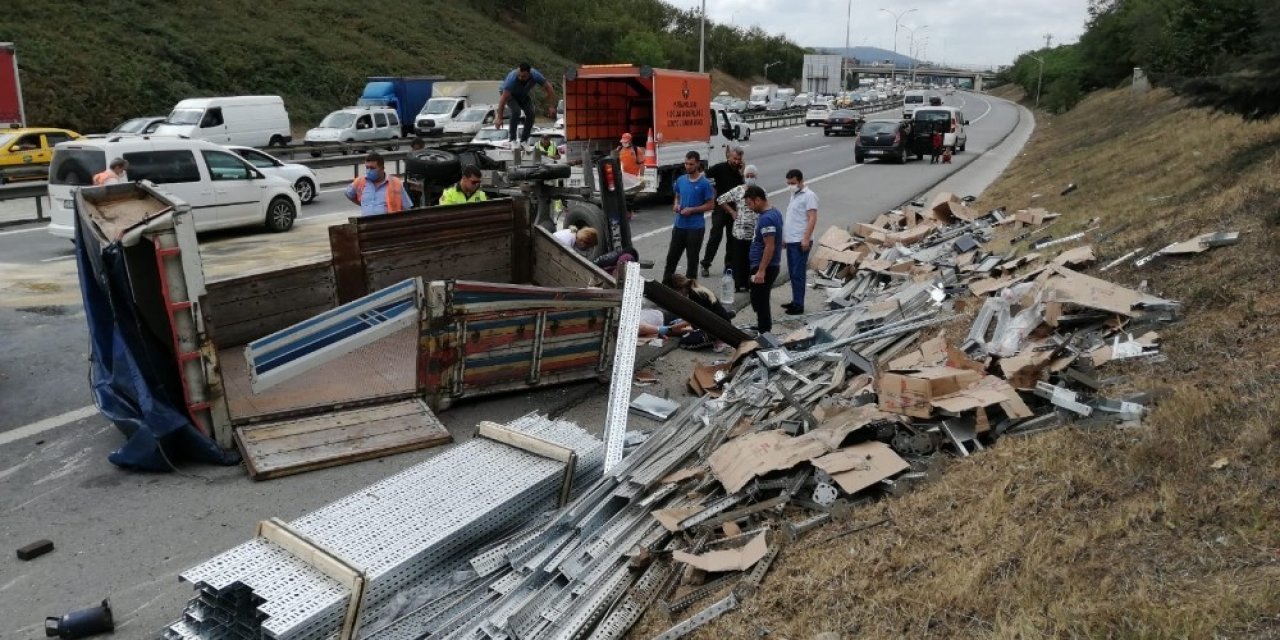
[203,261,337,347]
[364,237,513,291]
[532,229,617,289]
[213,303,335,348]
[235,399,452,480]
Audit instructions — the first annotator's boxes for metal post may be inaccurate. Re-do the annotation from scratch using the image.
[698,0,707,73]
[1029,54,1045,107]
[35,194,43,220]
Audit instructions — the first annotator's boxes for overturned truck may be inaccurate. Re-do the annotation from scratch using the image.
[74,181,623,479]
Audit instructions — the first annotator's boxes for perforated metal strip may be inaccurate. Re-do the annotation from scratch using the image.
[602,261,643,475]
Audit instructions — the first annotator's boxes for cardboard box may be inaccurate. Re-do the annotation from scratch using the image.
[877,366,983,418]
[929,191,976,223]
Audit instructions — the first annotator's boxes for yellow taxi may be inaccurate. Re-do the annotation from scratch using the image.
[0,127,82,168]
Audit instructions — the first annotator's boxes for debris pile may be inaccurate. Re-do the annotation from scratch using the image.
[163,194,1230,639]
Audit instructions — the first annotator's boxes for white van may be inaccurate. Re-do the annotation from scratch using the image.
[46,137,302,239]
[902,90,927,118]
[152,96,292,148]
[303,106,401,148]
[912,107,969,151]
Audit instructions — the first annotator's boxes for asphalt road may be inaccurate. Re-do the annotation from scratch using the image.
[0,92,1026,638]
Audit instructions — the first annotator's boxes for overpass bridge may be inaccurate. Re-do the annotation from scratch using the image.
[847,64,998,91]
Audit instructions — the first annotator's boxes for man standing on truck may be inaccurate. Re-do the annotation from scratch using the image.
[663,151,717,285]
[439,165,488,206]
[781,169,818,315]
[699,145,745,278]
[346,152,412,215]
[495,63,557,145]
[93,158,129,185]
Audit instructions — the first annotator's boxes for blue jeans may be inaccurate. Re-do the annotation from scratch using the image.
[785,242,809,308]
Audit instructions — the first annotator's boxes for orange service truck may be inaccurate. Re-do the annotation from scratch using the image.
[562,65,739,195]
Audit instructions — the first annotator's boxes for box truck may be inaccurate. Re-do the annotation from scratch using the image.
[358,76,441,137]
[414,81,504,136]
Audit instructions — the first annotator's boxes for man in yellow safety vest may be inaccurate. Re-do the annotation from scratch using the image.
[439,165,488,206]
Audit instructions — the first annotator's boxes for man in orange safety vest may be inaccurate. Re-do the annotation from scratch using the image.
[345,151,412,215]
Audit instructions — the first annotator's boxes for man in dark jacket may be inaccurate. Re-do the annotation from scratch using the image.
[699,145,745,278]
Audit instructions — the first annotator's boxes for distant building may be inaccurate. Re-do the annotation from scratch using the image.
[803,54,844,95]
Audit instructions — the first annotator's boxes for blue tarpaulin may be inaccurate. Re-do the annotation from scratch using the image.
[74,208,239,472]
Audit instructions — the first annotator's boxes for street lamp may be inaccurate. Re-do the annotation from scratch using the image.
[1028,53,1045,107]
[698,0,707,73]
[879,7,917,84]
[903,24,927,85]
[764,60,783,80]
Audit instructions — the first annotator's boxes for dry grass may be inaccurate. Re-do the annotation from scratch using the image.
[635,87,1280,639]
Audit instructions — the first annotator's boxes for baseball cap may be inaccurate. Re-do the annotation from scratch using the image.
[620,132,633,144]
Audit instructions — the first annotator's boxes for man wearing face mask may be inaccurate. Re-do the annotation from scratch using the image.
[662,151,716,285]
[781,169,819,315]
[346,152,413,215]
[725,164,760,291]
[699,145,745,278]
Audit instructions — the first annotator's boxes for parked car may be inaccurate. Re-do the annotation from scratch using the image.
[792,93,811,108]
[729,99,748,113]
[804,103,831,127]
[304,106,401,155]
[227,145,321,204]
[823,109,864,136]
[727,112,752,141]
[108,117,165,136]
[0,127,81,170]
[854,119,913,164]
[765,99,787,112]
[47,137,301,239]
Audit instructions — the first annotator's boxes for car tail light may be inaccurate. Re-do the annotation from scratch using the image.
[604,163,616,192]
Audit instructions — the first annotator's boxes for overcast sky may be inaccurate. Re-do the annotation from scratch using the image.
[663,0,1090,68]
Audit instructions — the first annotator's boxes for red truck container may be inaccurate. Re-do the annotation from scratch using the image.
[0,43,26,128]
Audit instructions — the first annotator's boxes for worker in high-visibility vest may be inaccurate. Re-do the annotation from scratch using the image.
[535,134,560,161]
[616,132,642,177]
[345,152,412,215]
[93,158,129,185]
[439,165,488,206]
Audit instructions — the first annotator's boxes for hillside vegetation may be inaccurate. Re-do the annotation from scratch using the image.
[673,86,1280,638]
[3,0,807,135]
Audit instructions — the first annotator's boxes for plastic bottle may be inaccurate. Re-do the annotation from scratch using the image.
[721,268,735,304]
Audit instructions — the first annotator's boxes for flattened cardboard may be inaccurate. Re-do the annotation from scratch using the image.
[877,367,983,418]
[817,226,856,250]
[1043,265,1170,317]
[708,430,830,493]
[885,222,938,246]
[1052,245,1096,267]
[673,531,768,573]
[811,442,910,494]
[929,192,976,223]
[689,362,731,397]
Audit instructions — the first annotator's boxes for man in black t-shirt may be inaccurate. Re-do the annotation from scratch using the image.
[699,145,745,277]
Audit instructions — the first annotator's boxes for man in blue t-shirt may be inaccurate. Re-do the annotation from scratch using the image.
[744,185,783,335]
[663,151,717,284]
[495,62,558,145]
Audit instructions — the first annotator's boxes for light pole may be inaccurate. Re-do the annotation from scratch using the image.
[879,7,917,84]
[903,24,927,86]
[698,0,707,73]
[764,59,783,81]
[1028,53,1045,107]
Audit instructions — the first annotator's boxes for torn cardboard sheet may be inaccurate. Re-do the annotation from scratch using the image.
[1042,265,1171,317]
[661,465,707,485]
[888,334,950,370]
[877,367,1031,419]
[1052,245,1096,268]
[672,532,768,573]
[929,192,976,223]
[689,362,732,397]
[810,442,910,494]
[1160,231,1240,255]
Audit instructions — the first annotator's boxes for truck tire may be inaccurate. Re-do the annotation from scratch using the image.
[562,201,609,260]
[405,148,462,185]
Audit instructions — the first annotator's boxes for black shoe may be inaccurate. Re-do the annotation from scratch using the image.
[781,302,799,311]
[700,265,710,277]
[785,307,804,316]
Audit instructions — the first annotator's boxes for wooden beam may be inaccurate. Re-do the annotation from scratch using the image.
[256,518,367,640]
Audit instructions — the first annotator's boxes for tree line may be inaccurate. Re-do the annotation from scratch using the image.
[999,0,1279,119]
[467,0,808,85]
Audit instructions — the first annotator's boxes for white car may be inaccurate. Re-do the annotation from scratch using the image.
[469,127,511,148]
[727,112,752,141]
[47,137,301,239]
[804,103,830,127]
[443,105,496,136]
[228,146,321,204]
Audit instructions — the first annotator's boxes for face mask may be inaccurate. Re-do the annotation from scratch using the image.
[745,177,757,185]
[365,168,380,182]
[787,184,799,194]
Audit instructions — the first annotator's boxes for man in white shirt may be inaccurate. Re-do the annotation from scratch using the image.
[781,169,818,315]
[552,227,598,253]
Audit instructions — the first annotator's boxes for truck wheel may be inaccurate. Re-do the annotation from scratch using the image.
[405,148,461,185]
[268,135,286,148]
[562,201,609,260]
[265,197,296,232]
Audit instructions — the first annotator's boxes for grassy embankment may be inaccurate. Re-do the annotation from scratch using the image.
[668,85,1280,638]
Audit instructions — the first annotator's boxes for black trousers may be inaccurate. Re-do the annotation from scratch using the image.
[507,94,536,143]
[663,227,705,284]
[749,264,780,334]
[700,210,733,270]
[728,237,752,290]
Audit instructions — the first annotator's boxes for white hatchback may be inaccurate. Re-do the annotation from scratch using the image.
[47,137,302,239]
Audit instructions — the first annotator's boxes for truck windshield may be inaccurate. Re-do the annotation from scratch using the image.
[166,109,204,125]
[319,112,357,128]
[422,99,455,115]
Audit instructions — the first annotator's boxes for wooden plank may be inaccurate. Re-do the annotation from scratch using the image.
[206,284,336,328]
[212,303,335,349]
[235,399,452,480]
[206,260,334,296]
[330,222,367,304]
[511,199,533,285]
[255,518,366,640]
[532,229,617,289]
[476,420,574,462]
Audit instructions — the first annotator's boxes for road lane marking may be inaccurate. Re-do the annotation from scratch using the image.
[0,225,48,236]
[631,164,866,242]
[38,255,74,263]
[792,144,831,155]
[0,405,99,448]
[971,95,995,123]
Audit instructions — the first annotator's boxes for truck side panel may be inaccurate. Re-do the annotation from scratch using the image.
[203,261,336,348]
[0,43,24,127]
[531,227,617,289]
